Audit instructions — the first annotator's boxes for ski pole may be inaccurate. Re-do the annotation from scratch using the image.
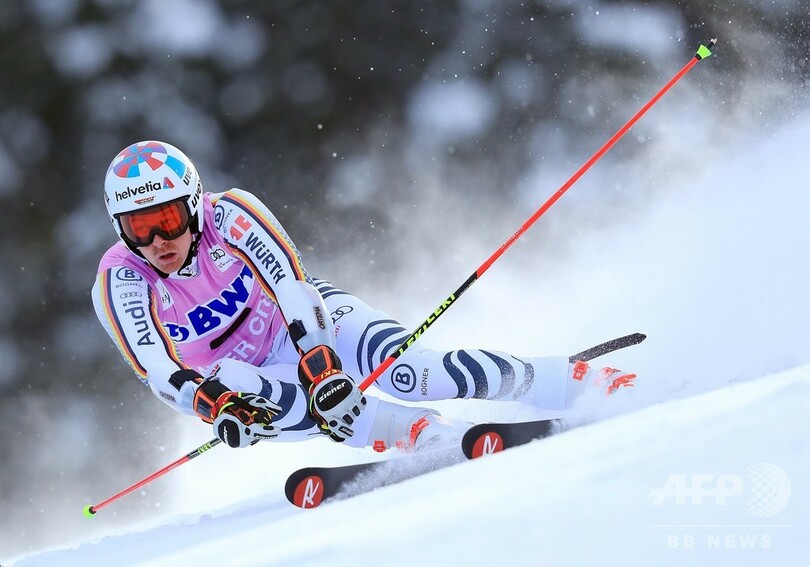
[359,39,716,391]
[83,438,221,518]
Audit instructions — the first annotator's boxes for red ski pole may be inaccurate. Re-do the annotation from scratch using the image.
[359,39,716,391]
[83,438,221,517]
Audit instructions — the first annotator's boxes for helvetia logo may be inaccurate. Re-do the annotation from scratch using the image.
[115,180,162,201]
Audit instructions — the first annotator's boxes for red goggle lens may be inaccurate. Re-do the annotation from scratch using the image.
[118,200,191,247]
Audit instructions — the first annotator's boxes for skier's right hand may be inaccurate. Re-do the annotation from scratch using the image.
[194,379,281,448]
[297,345,367,443]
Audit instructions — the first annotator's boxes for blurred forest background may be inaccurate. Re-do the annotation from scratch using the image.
[1,0,808,559]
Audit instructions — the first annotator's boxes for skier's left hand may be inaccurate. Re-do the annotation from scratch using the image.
[298,345,367,442]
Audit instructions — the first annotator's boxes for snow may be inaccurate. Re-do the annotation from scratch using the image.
[9,49,810,567]
[407,79,498,145]
[128,0,225,57]
[576,3,684,57]
[12,366,807,566]
[48,26,112,78]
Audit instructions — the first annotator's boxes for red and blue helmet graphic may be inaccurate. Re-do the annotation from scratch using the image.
[111,141,188,180]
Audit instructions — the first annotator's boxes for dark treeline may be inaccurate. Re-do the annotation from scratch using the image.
[1,0,806,557]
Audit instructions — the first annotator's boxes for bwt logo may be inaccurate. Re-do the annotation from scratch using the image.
[165,264,254,342]
[649,463,791,517]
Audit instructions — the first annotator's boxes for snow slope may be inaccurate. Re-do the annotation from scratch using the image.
[12,365,807,566]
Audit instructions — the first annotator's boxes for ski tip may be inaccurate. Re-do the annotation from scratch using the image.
[466,431,506,459]
[462,420,557,459]
[568,332,648,363]
[617,332,647,348]
[290,474,326,509]
[83,504,97,519]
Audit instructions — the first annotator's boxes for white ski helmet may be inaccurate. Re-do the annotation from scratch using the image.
[104,141,204,250]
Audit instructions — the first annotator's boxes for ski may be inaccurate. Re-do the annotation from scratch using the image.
[285,448,463,509]
[568,332,646,363]
[285,461,384,509]
[286,332,643,508]
[461,418,558,459]
[285,419,557,508]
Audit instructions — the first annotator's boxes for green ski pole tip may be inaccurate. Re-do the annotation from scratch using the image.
[696,38,718,60]
[83,504,97,518]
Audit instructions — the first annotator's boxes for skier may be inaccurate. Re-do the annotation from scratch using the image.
[92,141,636,452]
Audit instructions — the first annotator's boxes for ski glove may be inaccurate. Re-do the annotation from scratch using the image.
[194,379,281,448]
[298,345,367,443]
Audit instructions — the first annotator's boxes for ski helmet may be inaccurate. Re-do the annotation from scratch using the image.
[104,141,204,251]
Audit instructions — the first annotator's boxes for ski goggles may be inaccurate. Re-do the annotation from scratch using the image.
[117,198,192,248]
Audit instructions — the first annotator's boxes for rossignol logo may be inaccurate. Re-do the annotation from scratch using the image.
[294,475,324,508]
[115,180,162,201]
[470,432,504,458]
